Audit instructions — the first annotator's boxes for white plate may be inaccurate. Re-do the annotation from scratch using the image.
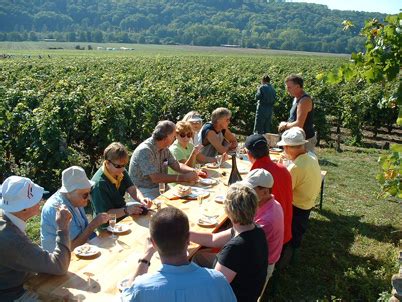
[74,244,100,257]
[117,278,130,292]
[238,168,248,174]
[173,187,210,199]
[214,195,225,204]
[198,178,218,186]
[197,217,218,227]
[270,148,282,152]
[206,163,220,169]
[107,224,130,234]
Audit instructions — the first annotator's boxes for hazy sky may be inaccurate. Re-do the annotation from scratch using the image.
[294,0,401,14]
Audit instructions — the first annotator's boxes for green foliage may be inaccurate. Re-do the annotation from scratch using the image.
[318,13,401,199]
[0,0,388,53]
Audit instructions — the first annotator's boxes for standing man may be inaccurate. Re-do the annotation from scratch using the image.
[0,176,72,301]
[129,120,198,200]
[278,74,316,153]
[277,127,321,261]
[253,74,276,134]
[121,207,236,302]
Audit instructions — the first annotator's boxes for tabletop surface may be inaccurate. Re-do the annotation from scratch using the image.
[26,156,252,301]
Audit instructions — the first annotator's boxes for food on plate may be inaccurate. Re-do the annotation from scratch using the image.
[175,185,192,197]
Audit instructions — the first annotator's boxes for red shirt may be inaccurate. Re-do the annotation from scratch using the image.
[251,156,293,244]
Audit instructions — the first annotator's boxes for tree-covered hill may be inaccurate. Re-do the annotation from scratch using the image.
[0,0,388,53]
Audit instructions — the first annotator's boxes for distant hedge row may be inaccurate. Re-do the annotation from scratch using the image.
[0,55,398,190]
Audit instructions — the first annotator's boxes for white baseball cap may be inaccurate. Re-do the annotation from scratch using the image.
[59,166,95,193]
[277,127,308,146]
[188,114,203,122]
[241,169,274,189]
[0,176,44,212]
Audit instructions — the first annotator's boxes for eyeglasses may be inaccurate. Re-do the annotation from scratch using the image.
[108,161,126,169]
[179,133,192,138]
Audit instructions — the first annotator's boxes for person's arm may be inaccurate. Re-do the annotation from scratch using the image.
[196,152,217,164]
[126,238,156,287]
[190,228,232,248]
[255,85,262,101]
[183,145,202,167]
[206,131,231,154]
[284,97,312,130]
[71,213,109,250]
[223,129,238,150]
[214,262,237,283]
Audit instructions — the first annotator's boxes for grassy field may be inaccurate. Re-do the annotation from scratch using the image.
[25,147,401,301]
[0,41,351,58]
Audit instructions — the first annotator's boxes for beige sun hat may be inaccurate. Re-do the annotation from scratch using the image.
[59,166,95,193]
[241,169,274,189]
[277,127,308,146]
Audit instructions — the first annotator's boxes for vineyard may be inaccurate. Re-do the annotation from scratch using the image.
[0,52,399,191]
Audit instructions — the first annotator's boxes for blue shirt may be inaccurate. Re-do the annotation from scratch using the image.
[40,191,94,252]
[121,262,236,302]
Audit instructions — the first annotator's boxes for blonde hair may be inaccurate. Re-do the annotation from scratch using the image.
[103,142,128,161]
[224,183,258,225]
[211,107,231,124]
[176,121,194,136]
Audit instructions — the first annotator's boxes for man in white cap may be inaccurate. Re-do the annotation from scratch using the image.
[241,169,284,283]
[277,127,321,259]
[0,176,72,301]
[41,166,110,252]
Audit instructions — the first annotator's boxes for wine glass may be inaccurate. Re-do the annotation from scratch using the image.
[109,214,117,239]
[194,163,201,172]
[215,155,222,167]
[159,183,166,195]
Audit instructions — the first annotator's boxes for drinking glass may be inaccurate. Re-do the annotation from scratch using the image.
[215,155,223,167]
[109,214,117,239]
[194,163,201,172]
[159,183,166,195]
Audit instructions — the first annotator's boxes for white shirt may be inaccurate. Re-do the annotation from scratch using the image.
[3,210,27,233]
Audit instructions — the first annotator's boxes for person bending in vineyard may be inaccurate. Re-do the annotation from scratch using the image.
[128,121,200,200]
[278,75,317,153]
[253,74,276,134]
[199,107,238,158]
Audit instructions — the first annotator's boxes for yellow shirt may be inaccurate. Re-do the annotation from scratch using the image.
[288,153,321,210]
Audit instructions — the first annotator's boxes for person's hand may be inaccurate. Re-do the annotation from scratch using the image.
[229,141,238,150]
[142,198,153,208]
[55,206,72,231]
[222,152,229,162]
[92,213,109,227]
[192,144,202,156]
[197,170,207,178]
[127,204,143,215]
[278,122,287,132]
[181,170,198,182]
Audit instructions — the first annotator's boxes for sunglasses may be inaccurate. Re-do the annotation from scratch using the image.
[179,133,192,138]
[109,161,126,169]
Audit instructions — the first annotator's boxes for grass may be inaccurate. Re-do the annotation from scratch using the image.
[26,147,401,300]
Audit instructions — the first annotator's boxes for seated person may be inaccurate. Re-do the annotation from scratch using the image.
[182,111,203,146]
[190,183,268,302]
[41,166,110,252]
[241,169,284,283]
[168,121,216,174]
[199,107,238,157]
[0,176,72,301]
[91,142,149,219]
[277,127,321,256]
[128,121,199,200]
[121,207,236,302]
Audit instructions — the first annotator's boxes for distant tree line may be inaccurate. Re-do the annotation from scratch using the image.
[0,0,388,53]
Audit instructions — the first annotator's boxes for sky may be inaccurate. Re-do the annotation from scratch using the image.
[294,0,401,14]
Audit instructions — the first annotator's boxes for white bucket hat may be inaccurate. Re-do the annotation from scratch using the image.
[188,114,203,122]
[0,176,44,212]
[241,169,274,189]
[59,166,95,193]
[277,127,308,146]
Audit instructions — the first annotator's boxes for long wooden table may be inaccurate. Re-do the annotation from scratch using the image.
[26,158,252,301]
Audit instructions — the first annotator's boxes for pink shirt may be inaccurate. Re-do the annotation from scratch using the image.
[255,196,284,264]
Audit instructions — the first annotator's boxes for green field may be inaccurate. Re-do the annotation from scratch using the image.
[1,44,400,300]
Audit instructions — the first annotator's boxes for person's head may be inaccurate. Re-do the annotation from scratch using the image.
[277,127,307,159]
[152,120,176,148]
[244,134,269,162]
[182,111,203,132]
[59,166,94,208]
[150,207,189,258]
[175,121,193,147]
[0,176,44,220]
[104,142,129,177]
[211,107,231,129]
[241,169,274,202]
[262,74,271,84]
[224,183,258,225]
[285,75,304,97]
